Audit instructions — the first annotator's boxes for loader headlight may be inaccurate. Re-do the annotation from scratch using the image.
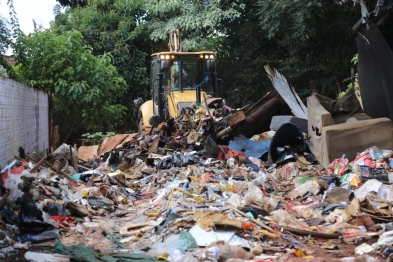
[205,55,209,59]
[165,55,170,59]
[160,55,165,60]
[209,54,214,59]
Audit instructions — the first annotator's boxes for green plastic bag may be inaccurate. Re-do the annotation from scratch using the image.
[178,232,198,253]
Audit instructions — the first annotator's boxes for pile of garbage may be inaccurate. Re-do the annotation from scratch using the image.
[2,115,393,262]
[2,68,393,261]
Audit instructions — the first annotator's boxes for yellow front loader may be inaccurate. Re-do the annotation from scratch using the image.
[137,29,217,135]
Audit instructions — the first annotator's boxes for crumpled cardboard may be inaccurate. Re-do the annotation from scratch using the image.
[194,211,242,231]
[343,196,393,222]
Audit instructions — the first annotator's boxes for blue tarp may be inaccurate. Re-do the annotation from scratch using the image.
[228,135,271,159]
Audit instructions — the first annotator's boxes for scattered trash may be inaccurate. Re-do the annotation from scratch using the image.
[1,69,393,261]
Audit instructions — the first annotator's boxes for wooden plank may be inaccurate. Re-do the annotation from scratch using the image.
[148,137,160,152]
[376,11,391,26]
[227,111,246,126]
[73,145,79,172]
[228,205,281,235]
[77,145,99,161]
[310,80,316,95]
[216,126,233,139]
[202,93,212,116]
[30,156,47,173]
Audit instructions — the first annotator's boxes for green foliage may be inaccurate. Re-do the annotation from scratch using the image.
[12,29,127,142]
[213,1,269,106]
[52,0,151,132]
[146,0,240,51]
[56,0,90,8]
[42,0,364,130]
[338,53,359,99]
[5,0,20,38]
[82,131,116,145]
[256,0,358,96]
[214,0,359,106]
[351,54,358,65]
[0,16,11,54]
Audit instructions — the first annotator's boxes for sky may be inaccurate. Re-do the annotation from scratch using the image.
[0,0,57,34]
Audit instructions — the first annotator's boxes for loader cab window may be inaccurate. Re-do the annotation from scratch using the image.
[172,60,197,90]
[151,54,215,106]
[167,56,214,94]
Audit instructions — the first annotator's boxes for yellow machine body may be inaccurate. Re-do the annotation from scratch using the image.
[137,29,216,133]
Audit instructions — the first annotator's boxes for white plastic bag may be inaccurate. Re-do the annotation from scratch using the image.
[4,173,23,209]
[287,180,320,200]
[244,184,264,205]
[24,251,70,262]
[226,194,243,208]
[354,179,382,199]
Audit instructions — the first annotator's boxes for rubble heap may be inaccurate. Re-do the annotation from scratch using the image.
[1,67,393,261]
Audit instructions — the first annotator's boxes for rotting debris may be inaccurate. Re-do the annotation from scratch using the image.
[1,67,393,261]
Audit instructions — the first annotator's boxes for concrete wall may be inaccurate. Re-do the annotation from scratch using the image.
[0,77,49,169]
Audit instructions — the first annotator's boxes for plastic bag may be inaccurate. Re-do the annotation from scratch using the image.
[228,177,248,194]
[210,242,250,260]
[259,197,279,212]
[354,179,382,199]
[220,179,236,193]
[43,203,68,217]
[42,212,59,228]
[293,207,322,220]
[328,157,349,176]
[269,210,308,228]
[36,168,57,183]
[156,154,196,169]
[327,222,355,234]
[169,250,198,262]
[4,173,23,209]
[178,232,198,253]
[287,180,320,200]
[253,171,267,185]
[25,251,70,262]
[17,229,60,243]
[248,157,265,171]
[207,186,216,201]
[244,184,264,205]
[57,184,75,202]
[376,230,393,246]
[53,143,77,157]
[227,194,243,208]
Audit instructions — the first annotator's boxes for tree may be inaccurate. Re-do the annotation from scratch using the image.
[13,30,127,144]
[213,1,271,106]
[50,0,361,119]
[52,0,151,132]
[56,0,89,8]
[214,0,359,107]
[0,16,10,54]
[0,15,11,77]
[0,0,19,79]
[145,0,241,51]
[257,0,358,96]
